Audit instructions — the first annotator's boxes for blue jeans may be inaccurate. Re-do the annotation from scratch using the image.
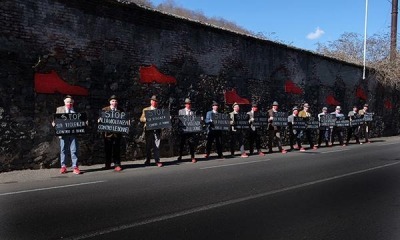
[60,136,78,167]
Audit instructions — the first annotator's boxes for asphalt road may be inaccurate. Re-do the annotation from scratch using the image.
[1,137,400,240]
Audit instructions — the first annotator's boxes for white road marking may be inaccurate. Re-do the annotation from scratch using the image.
[321,149,350,154]
[376,142,400,146]
[66,161,400,240]
[0,181,106,196]
[200,159,272,169]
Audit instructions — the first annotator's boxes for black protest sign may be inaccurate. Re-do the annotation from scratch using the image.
[145,109,171,130]
[335,119,350,127]
[350,117,364,127]
[54,113,87,136]
[272,112,288,127]
[98,110,130,134]
[363,112,374,122]
[178,115,202,133]
[233,113,250,129]
[293,117,306,130]
[212,113,230,131]
[320,114,336,127]
[253,112,268,127]
[307,117,320,129]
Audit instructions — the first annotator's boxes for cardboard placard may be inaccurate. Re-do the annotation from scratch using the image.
[293,117,306,130]
[54,113,87,136]
[234,113,250,129]
[363,112,374,122]
[335,119,350,127]
[98,111,130,134]
[145,109,171,130]
[253,112,268,127]
[212,113,230,131]
[178,115,202,133]
[320,114,337,127]
[272,112,288,127]
[307,117,320,129]
[350,117,364,127]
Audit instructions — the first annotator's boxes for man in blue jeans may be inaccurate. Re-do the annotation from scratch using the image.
[52,95,81,174]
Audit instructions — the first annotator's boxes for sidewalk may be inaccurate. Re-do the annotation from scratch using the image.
[0,158,176,184]
[1,137,395,184]
[0,153,220,184]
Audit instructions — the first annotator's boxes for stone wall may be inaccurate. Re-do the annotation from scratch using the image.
[0,0,399,171]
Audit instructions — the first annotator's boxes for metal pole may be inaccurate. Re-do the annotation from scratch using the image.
[363,0,368,80]
[390,0,398,61]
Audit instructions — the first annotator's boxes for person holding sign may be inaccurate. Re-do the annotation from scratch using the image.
[205,101,224,159]
[229,103,249,158]
[267,101,287,154]
[346,106,361,145]
[100,95,124,171]
[52,95,81,174]
[247,103,264,156]
[287,106,302,151]
[177,98,197,163]
[331,106,345,146]
[317,107,332,147]
[140,95,163,167]
[298,103,317,151]
[358,104,371,143]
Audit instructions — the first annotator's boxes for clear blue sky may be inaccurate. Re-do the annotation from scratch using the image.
[150,0,393,51]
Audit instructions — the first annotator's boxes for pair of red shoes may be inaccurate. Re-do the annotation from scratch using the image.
[60,166,81,174]
[104,165,122,171]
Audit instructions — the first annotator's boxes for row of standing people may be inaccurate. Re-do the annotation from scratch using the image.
[53,95,372,174]
[288,103,371,152]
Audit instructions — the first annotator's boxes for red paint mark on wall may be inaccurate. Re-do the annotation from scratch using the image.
[139,65,177,84]
[224,89,250,105]
[326,95,340,106]
[356,86,367,100]
[384,99,393,109]
[34,71,88,96]
[284,80,303,95]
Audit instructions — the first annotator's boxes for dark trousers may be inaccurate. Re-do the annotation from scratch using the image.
[104,137,121,167]
[179,133,196,158]
[145,130,161,163]
[318,128,331,146]
[302,129,315,148]
[206,130,223,157]
[248,130,261,154]
[230,130,244,155]
[360,124,370,142]
[289,128,302,149]
[268,129,283,152]
[346,126,360,143]
[331,127,344,145]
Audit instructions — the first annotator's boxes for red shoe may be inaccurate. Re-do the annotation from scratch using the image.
[60,166,67,174]
[73,167,81,175]
[312,146,318,150]
[241,153,249,158]
[191,158,197,163]
[281,149,287,154]
[114,166,122,172]
[258,152,265,156]
[35,71,89,95]
[157,162,163,167]
[300,148,306,152]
